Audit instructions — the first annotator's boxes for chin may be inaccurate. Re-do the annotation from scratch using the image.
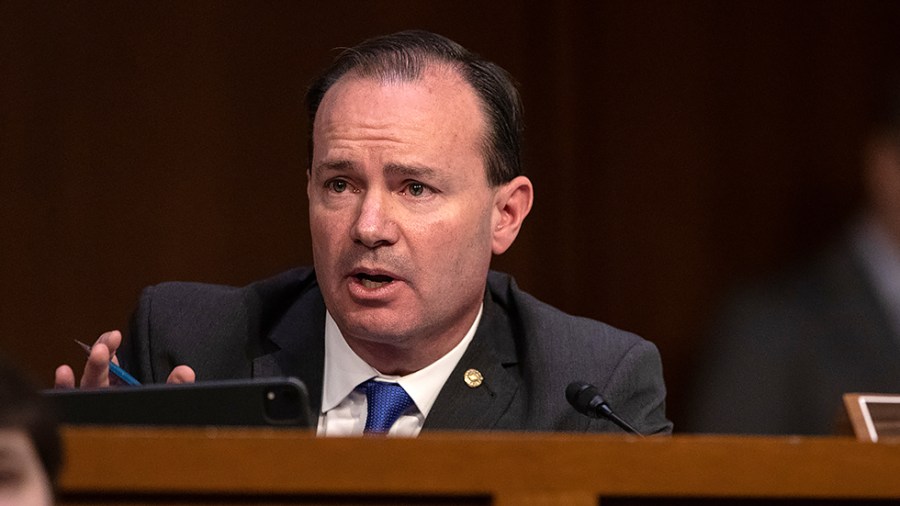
[336,307,415,341]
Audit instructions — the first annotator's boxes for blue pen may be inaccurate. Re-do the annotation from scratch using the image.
[74,339,142,386]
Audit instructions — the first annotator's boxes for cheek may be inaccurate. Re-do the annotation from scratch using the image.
[309,212,344,271]
[310,208,344,244]
[417,207,493,268]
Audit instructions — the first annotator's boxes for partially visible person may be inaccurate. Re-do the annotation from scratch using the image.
[0,356,61,506]
[686,88,900,435]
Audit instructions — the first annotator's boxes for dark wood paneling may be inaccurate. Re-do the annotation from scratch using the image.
[3,1,899,429]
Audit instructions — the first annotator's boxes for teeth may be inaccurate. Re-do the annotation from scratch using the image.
[360,278,389,289]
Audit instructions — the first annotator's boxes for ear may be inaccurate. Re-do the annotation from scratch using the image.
[491,176,534,255]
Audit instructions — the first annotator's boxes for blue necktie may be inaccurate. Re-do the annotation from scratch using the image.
[364,380,414,435]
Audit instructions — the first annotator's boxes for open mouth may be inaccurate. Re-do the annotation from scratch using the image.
[354,273,395,289]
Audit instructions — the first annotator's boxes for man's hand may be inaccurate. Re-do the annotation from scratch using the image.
[166,365,196,384]
[54,330,195,387]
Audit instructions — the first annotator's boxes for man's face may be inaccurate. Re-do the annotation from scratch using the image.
[308,65,499,365]
[0,430,53,506]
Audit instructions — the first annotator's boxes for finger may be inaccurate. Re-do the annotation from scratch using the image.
[95,330,123,365]
[166,365,196,384]
[54,365,76,389]
[80,341,111,388]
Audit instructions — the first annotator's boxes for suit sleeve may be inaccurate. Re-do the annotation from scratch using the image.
[117,285,159,383]
[597,339,673,435]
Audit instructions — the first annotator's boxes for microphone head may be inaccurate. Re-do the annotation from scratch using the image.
[566,381,641,435]
[566,381,603,417]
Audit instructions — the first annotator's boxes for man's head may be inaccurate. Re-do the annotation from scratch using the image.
[0,357,60,506]
[306,30,524,186]
[864,82,900,248]
[305,31,533,373]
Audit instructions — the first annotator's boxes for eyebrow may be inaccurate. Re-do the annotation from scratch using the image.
[313,160,440,181]
[313,159,356,175]
[384,162,438,179]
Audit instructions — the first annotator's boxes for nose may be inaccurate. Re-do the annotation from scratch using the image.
[350,189,399,248]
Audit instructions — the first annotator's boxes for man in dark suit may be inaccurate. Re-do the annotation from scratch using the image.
[55,30,672,435]
[685,91,900,435]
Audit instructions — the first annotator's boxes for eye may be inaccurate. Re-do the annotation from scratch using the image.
[326,179,349,193]
[0,466,22,487]
[408,182,426,197]
[401,181,433,198]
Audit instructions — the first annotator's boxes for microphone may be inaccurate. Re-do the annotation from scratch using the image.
[566,381,643,437]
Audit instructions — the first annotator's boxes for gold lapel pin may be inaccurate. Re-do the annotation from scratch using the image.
[464,368,483,388]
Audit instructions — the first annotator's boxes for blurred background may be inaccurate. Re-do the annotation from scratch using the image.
[3,1,900,431]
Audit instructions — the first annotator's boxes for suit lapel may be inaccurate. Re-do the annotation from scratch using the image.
[251,282,327,416]
[424,289,520,431]
[244,271,523,429]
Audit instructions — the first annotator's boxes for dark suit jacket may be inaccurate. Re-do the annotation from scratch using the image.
[118,268,672,434]
[685,233,900,435]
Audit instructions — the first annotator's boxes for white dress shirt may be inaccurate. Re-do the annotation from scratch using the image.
[316,305,482,437]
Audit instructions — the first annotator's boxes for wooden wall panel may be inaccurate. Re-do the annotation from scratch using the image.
[3,0,900,429]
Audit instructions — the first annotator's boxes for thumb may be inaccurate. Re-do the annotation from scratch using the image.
[166,365,196,384]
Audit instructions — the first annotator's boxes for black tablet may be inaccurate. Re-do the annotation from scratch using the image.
[43,377,314,428]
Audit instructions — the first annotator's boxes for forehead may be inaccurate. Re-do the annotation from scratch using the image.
[0,428,38,461]
[312,65,488,159]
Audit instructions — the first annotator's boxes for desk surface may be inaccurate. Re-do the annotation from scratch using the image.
[59,427,900,505]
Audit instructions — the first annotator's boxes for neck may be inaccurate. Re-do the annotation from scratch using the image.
[347,341,449,376]
[341,305,481,376]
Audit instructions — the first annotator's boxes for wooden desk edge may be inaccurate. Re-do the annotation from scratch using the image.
[59,427,900,500]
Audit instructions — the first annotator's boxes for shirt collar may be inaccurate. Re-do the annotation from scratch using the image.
[320,304,483,417]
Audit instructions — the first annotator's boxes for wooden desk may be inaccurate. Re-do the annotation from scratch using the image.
[59,427,900,505]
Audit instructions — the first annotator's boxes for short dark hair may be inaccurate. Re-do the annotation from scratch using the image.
[0,356,62,484]
[305,30,524,186]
